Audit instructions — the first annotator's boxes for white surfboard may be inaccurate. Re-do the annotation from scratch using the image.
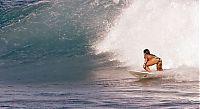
[129,70,163,79]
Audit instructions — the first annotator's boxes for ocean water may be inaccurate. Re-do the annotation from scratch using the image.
[0,0,199,108]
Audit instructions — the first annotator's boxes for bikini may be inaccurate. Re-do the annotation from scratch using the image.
[155,57,162,63]
[150,54,162,63]
[144,54,162,67]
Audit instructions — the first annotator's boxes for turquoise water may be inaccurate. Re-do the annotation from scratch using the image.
[0,0,199,108]
[0,0,124,82]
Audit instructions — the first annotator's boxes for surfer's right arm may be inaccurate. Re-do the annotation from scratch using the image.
[143,56,148,68]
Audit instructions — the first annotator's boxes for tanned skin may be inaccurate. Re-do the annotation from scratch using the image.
[143,49,163,72]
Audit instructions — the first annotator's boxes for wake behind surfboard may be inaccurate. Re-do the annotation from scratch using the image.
[129,70,164,79]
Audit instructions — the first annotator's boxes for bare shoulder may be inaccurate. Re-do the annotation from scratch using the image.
[150,54,156,58]
[145,54,152,58]
[144,54,148,58]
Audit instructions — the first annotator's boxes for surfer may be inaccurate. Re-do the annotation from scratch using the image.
[143,49,163,72]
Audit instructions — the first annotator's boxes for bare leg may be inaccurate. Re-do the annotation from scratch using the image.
[156,61,163,71]
[145,58,159,72]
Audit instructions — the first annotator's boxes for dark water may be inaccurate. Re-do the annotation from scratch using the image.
[0,0,199,108]
[0,69,199,108]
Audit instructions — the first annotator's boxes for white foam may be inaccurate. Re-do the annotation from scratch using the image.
[95,0,199,81]
[112,0,120,4]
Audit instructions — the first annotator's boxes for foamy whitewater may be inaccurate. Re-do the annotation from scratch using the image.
[0,0,199,108]
[95,0,199,81]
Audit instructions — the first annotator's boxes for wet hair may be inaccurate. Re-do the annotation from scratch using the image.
[143,49,150,54]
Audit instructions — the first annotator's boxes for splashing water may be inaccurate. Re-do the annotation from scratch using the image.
[95,0,199,81]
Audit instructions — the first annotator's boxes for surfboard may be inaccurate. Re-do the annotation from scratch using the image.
[129,70,163,79]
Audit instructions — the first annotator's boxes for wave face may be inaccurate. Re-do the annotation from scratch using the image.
[0,0,128,83]
[96,0,199,81]
[0,0,198,83]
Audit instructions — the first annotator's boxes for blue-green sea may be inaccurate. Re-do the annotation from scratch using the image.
[0,0,199,108]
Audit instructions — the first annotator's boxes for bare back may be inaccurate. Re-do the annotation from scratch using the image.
[144,54,157,61]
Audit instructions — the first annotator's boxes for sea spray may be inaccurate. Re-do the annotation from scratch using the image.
[95,0,199,81]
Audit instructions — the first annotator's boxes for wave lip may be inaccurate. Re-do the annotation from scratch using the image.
[0,0,50,28]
